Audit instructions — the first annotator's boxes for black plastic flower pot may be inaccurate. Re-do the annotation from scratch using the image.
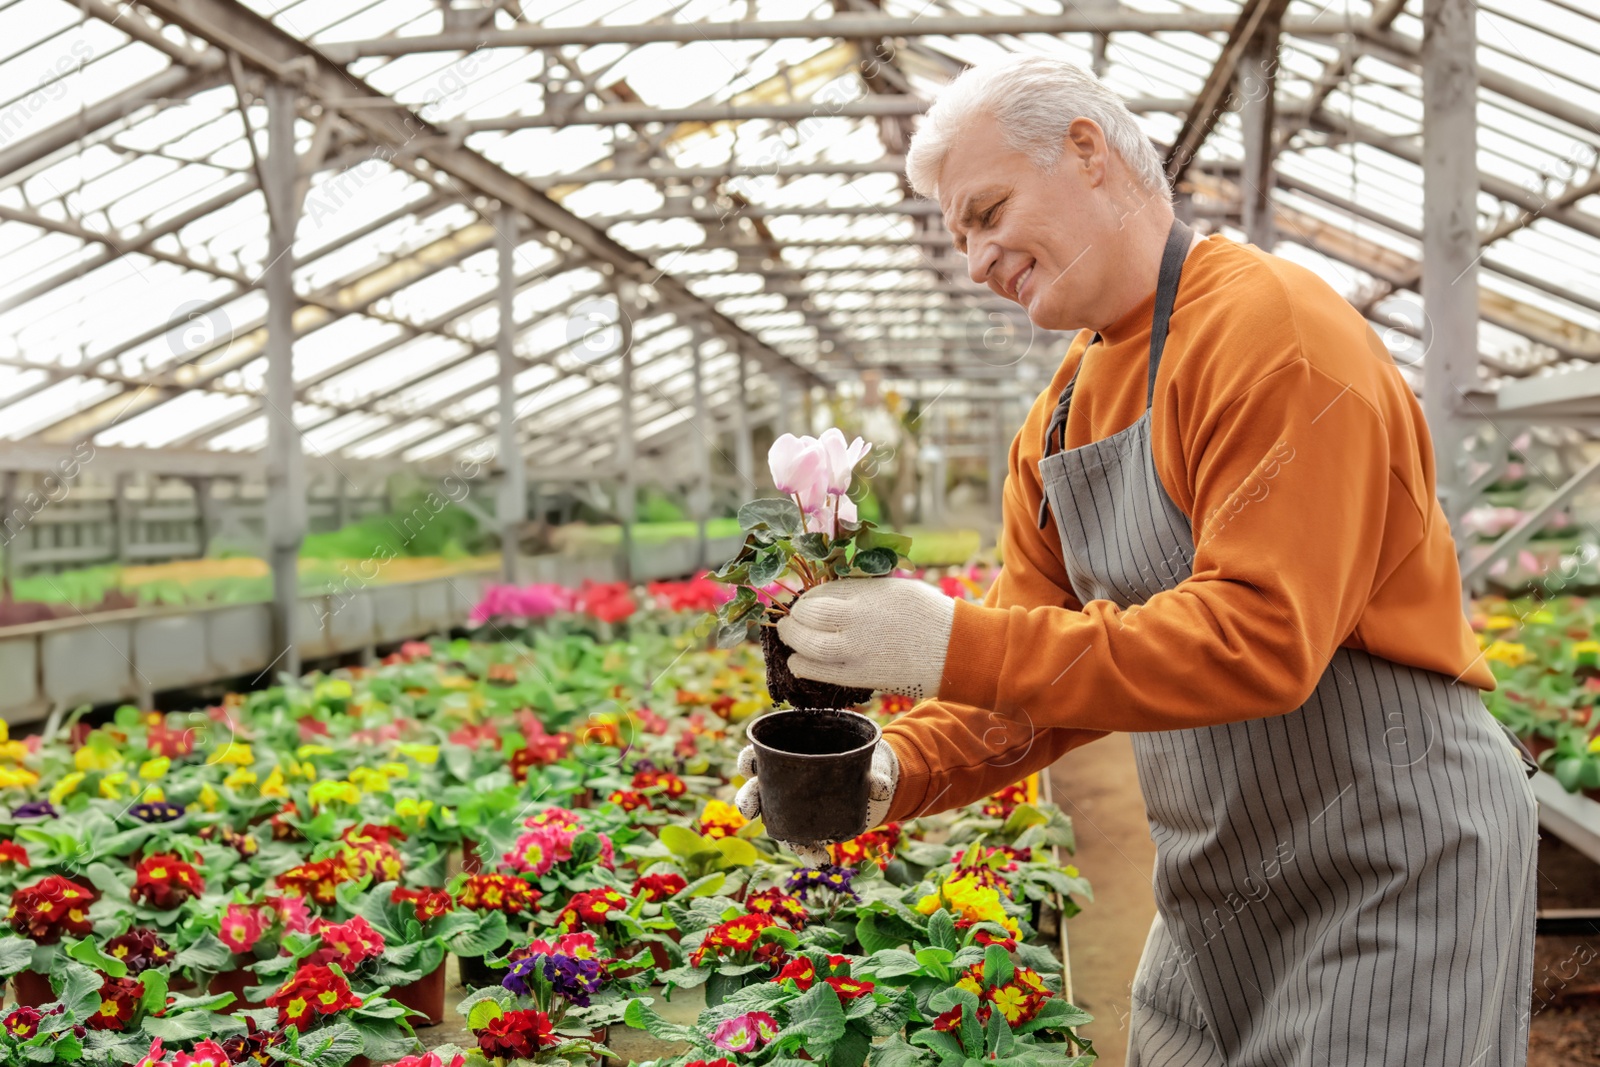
[760,607,871,710]
[748,709,881,842]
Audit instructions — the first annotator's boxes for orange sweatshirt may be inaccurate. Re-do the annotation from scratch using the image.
[881,235,1491,822]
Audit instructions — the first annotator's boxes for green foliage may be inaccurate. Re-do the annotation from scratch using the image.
[709,499,916,644]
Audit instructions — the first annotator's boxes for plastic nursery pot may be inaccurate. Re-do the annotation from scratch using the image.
[760,606,872,710]
[455,953,500,990]
[747,709,881,843]
[11,970,52,1008]
[208,967,261,1010]
[391,959,447,1026]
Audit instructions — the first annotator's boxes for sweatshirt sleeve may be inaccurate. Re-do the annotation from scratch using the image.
[880,388,1108,821]
[888,357,1416,818]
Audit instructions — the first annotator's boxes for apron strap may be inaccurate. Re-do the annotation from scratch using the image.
[1036,217,1193,529]
[1147,218,1194,405]
[1037,336,1095,528]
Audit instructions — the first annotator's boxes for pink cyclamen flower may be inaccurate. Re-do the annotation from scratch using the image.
[219,903,265,955]
[817,427,871,494]
[768,434,831,513]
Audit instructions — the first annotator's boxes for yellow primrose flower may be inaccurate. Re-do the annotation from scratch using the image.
[142,786,165,802]
[99,771,129,800]
[259,766,288,798]
[728,699,765,722]
[439,675,474,691]
[1589,735,1600,755]
[1483,641,1533,667]
[394,798,434,824]
[1572,640,1600,657]
[288,761,317,781]
[308,779,359,808]
[139,757,170,780]
[295,744,335,759]
[0,766,38,790]
[75,746,120,772]
[213,743,255,766]
[1526,610,1555,624]
[223,767,257,791]
[699,799,747,834]
[915,873,1022,938]
[1484,615,1519,631]
[49,771,85,804]
[0,741,29,763]
[347,767,390,793]
[195,784,219,811]
[315,679,353,701]
[0,721,8,742]
[379,763,409,781]
[396,744,439,765]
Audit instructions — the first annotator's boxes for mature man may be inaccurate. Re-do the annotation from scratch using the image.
[736,53,1538,1066]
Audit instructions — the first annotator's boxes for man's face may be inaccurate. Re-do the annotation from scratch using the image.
[938,117,1116,332]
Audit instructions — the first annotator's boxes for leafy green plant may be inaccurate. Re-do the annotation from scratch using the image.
[711,498,913,647]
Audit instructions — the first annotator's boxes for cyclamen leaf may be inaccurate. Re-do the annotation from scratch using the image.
[853,547,898,575]
[717,621,750,649]
[739,498,803,536]
[793,532,831,560]
[749,551,785,587]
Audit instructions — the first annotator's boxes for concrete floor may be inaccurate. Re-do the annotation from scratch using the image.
[1050,732,1158,1067]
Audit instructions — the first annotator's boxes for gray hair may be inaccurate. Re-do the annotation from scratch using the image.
[906,53,1169,200]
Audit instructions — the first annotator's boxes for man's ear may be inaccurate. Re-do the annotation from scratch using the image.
[1063,117,1108,188]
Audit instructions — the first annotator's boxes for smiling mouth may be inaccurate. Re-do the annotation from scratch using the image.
[1011,261,1035,302]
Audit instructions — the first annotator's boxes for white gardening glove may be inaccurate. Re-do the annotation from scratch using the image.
[734,740,899,866]
[775,578,956,701]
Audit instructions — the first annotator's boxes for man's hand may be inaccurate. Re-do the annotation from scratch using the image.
[775,578,956,701]
[734,740,899,865]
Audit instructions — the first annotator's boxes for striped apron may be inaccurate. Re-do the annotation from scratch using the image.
[1036,220,1539,1066]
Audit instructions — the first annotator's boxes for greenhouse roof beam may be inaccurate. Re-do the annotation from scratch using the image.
[19,222,506,443]
[0,440,429,481]
[1166,0,1292,185]
[1310,110,1600,244]
[187,274,602,452]
[268,276,615,451]
[587,202,946,225]
[534,159,910,186]
[0,64,228,186]
[438,96,1188,134]
[138,0,828,390]
[332,304,688,458]
[316,12,1356,60]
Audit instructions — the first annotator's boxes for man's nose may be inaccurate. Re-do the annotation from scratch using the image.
[968,237,999,288]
